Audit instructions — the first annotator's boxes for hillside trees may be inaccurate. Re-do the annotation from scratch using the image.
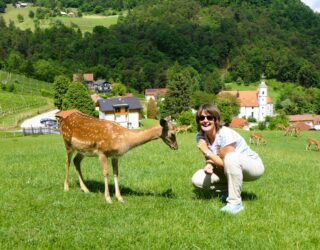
[0,0,319,94]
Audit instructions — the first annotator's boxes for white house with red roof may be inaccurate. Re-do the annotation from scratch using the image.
[145,88,169,101]
[219,75,273,122]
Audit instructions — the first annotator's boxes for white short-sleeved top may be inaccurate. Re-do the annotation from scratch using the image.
[196,126,259,159]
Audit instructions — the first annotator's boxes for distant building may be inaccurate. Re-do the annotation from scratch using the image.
[93,79,112,93]
[73,73,94,85]
[219,74,273,122]
[288,114,320,130]
[145,88,169,101]
[15,2,28,8]
[98,96,142,129]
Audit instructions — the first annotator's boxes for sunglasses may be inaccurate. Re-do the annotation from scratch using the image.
[199,115,214,121]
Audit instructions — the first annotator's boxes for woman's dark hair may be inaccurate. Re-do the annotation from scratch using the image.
[196,103,223,132]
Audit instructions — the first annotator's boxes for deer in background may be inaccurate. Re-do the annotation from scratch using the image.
[56,110,178,204]
[306,138,320,151]
[284,126,301,137]
[175,125,192,134]
[276,124,286,131]
[249,132,267,145]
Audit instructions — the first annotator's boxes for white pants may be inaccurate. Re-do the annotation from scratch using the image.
[192,152,264,205]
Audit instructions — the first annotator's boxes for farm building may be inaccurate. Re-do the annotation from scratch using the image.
[219,74,273,122]
[98,96,142,129]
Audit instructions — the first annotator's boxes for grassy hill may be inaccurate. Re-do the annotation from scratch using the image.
[0,130,319,248]
[0,70,54,130]
[1,5,120,33]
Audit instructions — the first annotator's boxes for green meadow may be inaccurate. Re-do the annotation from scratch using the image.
[1,5,120,33]
[0,130,319,249]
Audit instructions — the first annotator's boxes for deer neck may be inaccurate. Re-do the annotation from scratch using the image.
[125,124,163,149]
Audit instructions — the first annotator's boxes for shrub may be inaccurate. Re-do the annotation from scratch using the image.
[41,89,53,97]
[177,111,197,132]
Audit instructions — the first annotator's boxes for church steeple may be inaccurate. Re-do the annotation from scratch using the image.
[258,73,268,121]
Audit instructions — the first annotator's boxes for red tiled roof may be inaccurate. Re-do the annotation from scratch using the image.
[145,88,169,96]
[289,114,315,122]
[219,90,272,107]
[73,73,94,82]
[229,117,248,128]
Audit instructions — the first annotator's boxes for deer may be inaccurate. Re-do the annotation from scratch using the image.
[249,132,267,145]
[56,110,178,204]
[276,124,286,131]
[306,138,320,151]
[175,125,192,134]
[284,126,301,137]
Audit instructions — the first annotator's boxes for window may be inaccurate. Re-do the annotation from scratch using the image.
[114,107,120,113]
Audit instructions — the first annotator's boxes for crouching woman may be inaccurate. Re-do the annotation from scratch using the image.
[192,103,265,214]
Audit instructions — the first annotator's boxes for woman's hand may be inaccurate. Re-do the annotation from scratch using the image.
[198,139,209,154]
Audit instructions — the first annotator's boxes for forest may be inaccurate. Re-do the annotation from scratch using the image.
[0,0,319,106]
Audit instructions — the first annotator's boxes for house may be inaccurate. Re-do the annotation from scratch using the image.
[72,73,94,86]
[98,96,142,129]
[229,117,249,130]
[288,114,320,130]
[219,74,273,122]
[94,79,112,93]
[15,2,28,8]
[145,88,169,101]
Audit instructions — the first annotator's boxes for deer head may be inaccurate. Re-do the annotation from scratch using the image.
[160,116,178,150]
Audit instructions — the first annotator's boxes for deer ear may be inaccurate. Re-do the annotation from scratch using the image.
[160,118,168,128]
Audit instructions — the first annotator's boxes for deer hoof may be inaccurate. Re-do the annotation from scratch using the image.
[105,197,113,204]
[118,197,124,203]
[64,184,69,192]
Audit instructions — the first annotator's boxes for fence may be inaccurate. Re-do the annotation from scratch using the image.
[22,127,60,135]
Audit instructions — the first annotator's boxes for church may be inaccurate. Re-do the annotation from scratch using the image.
[219,75,274,122]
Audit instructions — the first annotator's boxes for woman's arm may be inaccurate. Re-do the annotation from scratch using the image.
[197,139,224,168]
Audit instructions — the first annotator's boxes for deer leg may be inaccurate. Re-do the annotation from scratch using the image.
[64,147,73,192]
[112,158,124,203]
[74,153,90,193]
[99,153,112,204]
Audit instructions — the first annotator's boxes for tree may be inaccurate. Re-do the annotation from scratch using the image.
[53,75,70,110]
[203,68,224,94]
[33,59,64,82]
[147,98,157,119]
[28,10,35,19]
[192,90,215,110]
[111,82,126,96]
[62,81,95,116]
[161,63,193,119]
[17,14,24,23]
[215,93,240,124]
[0,0,6,13]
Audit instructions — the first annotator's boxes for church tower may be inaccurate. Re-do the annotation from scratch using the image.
[258,74,268,121]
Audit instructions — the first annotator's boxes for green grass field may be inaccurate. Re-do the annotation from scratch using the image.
[1,5,120,33]
[0,130,319,249]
